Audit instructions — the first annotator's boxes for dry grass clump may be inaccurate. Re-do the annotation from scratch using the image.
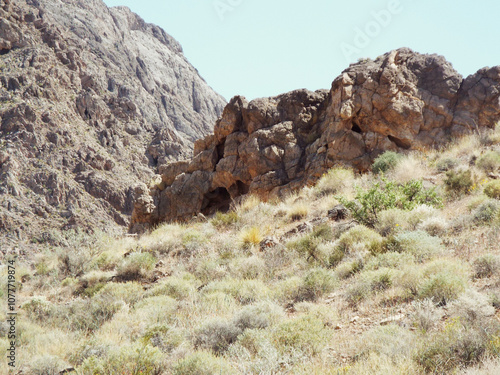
[240,226,263,249]
[314,167,355,196]
[389,153,430,183]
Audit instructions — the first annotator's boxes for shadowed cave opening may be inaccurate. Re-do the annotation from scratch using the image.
[201,187,232,216]
[388,135,412,149]
[0,49,10,56]
[351,121,362,134]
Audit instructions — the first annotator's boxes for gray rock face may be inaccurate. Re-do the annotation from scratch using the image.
[130,48,500,231]
[0,0,225,250]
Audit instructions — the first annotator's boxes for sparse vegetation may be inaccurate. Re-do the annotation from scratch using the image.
[11,129,500,374]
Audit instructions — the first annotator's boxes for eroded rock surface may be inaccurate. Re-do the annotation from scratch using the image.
[131,48,500,231]
[0,0,225,251]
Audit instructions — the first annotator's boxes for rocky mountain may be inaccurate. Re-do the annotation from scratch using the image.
[0,0,226,252]
[131,48,500,231]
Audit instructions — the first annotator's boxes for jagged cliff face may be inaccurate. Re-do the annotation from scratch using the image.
[131,48,500,232]
[0,0,225,251]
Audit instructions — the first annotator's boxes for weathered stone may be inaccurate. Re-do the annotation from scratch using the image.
[132,48,500,230]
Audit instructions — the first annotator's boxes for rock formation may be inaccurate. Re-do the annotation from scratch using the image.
[130,48,500,232]
[0,0,225,252]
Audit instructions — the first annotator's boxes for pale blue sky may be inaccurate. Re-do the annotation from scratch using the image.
[103,0,500,101]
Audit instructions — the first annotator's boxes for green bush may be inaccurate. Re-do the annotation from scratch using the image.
[472,199,500,224]
[415,318,490,373]
[142,325,185,353]
[372,151,403,174]
[477,151,500,172]
[484,180,500,199]
[444,169,474,195]
[338,179,442,226]
[272,315,330,355]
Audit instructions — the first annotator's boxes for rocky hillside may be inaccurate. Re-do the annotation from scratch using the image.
[131,48,500,231]
[0,0,226,252]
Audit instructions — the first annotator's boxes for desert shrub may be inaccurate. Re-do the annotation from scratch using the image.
[365,252,415,271]
[230,256,266,280]
[78,343,164,375]
[194,258,226,284]
[74,270,113,298]
[418,216,448,236]
[22,296,54,322]
[30,355,69,375]
[116,252,156,281]
[449,290,495,324]
[202,278,270,304]
[96,282,144,306]
[387,230,443,262]
[345,268,395,305]
[415,318,490,373]
[132,296,178,325]
[336,225,383,255]
[173,351,233,375]
[146,275,196,300]
[335,258,364,279]
[142,325,185,353]
[232,302,284,331]
[63,295,123,332]
[444,169,474,195]
[372,151,403,174]
[406,204,439,229]
[314,167,354,196]
[272,315,330,355]
[287,202,309,221]
[296,268,337,302]
[287,224,333,264]
[194,318,242,354]
[477,151,500,172]
[418,259,469,305]
[375,208,409,236]
[472,199,500,224]
[355,324,414,360]
[338,178,442,226]
[240,226,263,248]
[411,298,441,332]
[211,211,239,228]
[294,302,339,326]
[181,228,211,255]
[436,157,458,172]
[473,254,500,279]
[484,180,500,199]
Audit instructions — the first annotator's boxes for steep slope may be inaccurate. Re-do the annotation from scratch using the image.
[131,48,500,230]
[0,0,226,252]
